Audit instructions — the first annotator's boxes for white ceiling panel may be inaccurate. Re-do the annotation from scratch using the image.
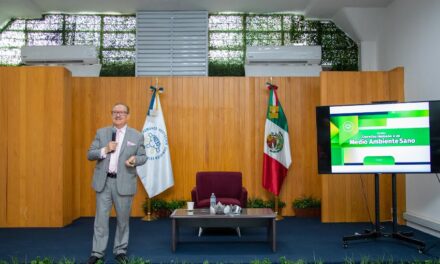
[0,0,394,30]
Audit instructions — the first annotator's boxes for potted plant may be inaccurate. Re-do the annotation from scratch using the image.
[149,198,169,218]
[292,196,321,218]
[247,198,286,214]
[266,198,286,215]
[143,198,186,218]
[247,198,267,208]
[167,200,186,212]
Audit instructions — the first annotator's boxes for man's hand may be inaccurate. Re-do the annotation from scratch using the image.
[126,156,136,167]
[106,141,117,153]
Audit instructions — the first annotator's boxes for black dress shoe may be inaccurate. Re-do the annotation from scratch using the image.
[115,253,128,263]
[87,256,103,264]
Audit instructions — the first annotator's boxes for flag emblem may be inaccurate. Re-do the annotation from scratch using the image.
[144,127,168,160]
[266,132,284,153]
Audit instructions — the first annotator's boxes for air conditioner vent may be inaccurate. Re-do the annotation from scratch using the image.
[21,45,99,65]
[23,59,95,64]
[245,46,322,77]
[20,45,101,76]
[246,46,321,65]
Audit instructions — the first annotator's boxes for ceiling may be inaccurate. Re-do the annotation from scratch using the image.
[1,0,394,28]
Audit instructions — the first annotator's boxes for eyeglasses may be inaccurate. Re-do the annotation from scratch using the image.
[111,111,128,116]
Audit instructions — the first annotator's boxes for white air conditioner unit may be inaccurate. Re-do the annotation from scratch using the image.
[21,45,101,77]
[245,45,322,77]
[246,45,321,65]
[21,45,99,65]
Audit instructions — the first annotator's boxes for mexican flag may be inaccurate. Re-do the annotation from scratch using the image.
[262,83,292,196]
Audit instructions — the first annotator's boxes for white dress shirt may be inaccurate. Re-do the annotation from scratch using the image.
[101,125,127,173]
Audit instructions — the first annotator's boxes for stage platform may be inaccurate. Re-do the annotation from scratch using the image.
[0,217,439,263]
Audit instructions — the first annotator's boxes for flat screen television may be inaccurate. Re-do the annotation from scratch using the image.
[316,101,440,174]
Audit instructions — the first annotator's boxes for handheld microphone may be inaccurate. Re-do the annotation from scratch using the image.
[109,128,117,153]
[111,128,117,141]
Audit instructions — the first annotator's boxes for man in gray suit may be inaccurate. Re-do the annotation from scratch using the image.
[87,103,147,264]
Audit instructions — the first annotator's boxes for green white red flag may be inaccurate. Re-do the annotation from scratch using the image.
[262,83,292,196]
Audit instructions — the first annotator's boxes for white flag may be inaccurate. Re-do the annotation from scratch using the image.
[137,88,174,197]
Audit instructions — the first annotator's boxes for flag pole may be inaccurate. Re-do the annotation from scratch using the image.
[141,80,157,222]
[140,79,174,220]
[263,80,289,221]
[274,195,284,221]
[142,196,157,221]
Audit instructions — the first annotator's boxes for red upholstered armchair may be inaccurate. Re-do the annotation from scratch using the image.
[191,171,248,208]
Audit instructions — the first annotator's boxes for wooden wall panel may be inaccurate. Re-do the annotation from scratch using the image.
[62,71,74,225]
[0,68,14,226]
[0,67,73,227]
[1,66,404,226]
[388,67,405,102]
[320,68,405,223]
[71,78,88,220]
[72,78,104,217]
[72,76,321,217]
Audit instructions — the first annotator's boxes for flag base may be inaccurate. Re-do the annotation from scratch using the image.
[275,213,284,221]
[141,213,157,222]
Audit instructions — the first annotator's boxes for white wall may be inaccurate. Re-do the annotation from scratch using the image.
[377,0,440,237]
[332,7,385,70]
[359,41,378,70]
[0,0,41,30]
[333,0,440,237]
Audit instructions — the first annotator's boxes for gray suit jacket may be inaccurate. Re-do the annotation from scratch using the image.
[87,126,147,195]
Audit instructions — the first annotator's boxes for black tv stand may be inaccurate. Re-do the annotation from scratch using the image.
[342,173,426,253]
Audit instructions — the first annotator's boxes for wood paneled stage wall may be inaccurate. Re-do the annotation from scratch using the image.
[71,76,322,218]
[320,68,406,223]
[0,66,404,227]
[0,67,73,227]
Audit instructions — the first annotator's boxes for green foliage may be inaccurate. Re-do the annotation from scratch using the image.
[343,257,355,264]
[0,257,439,264]
[266,198,286,209]
[127,257,151,264]
[247,198,286,209]
[100,63,135,77]
[208,61,245,76]
[252,257,322,264]
[279,256,297,264]
[29,257,54,264]
[292,196,321,209]
[167,199,186,211]
[59,258,76,264]
[247,198,267,208]
[208,13,359,76]
[0,14,136,68]
[1,13,358,75]
[251,258,272,264]
[143,198,186,213]
[149,198,168,211]
[4,257,18,264]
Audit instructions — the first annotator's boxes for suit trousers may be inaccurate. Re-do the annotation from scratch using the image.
[92,177,134,257]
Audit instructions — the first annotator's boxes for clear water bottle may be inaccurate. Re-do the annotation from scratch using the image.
[210,193,216,208]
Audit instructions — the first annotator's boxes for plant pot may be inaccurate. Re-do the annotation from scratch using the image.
[293,207,321,218]
[153,209,172,218]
